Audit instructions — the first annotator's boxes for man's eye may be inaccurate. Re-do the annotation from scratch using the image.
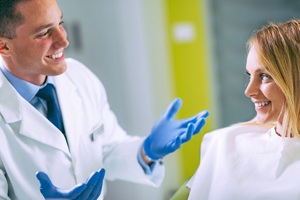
[37,30,51,38]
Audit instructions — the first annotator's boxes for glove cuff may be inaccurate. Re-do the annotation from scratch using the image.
[143,138,161,161]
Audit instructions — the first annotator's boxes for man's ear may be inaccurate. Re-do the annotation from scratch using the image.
[0,38,10,56]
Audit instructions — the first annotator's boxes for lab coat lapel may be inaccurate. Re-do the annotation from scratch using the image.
[54,74,83,155]
[0,72,70,156]
[0,72,21,123]
[20,100,70,156]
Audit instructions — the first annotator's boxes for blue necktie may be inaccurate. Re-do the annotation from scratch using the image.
[36,84,65,134]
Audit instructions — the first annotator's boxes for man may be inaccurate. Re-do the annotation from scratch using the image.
[0,0,209,199]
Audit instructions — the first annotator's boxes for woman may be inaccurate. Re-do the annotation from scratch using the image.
[187,19,300,200]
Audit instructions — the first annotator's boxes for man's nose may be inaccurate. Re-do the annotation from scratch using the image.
[53,27,69,49]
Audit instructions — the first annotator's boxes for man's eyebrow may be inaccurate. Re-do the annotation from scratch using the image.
[32,12,63,34]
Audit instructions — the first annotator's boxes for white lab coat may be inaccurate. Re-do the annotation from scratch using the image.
[0,58,164,200]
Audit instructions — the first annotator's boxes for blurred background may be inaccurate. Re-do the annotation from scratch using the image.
[57,0,300,199]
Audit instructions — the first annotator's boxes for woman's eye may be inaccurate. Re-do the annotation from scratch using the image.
[244,72,251,86]
[245,71,251,79]
[260,73,272,81]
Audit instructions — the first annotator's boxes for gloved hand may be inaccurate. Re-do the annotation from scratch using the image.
[36,168,105,200]
[143,98,209,161]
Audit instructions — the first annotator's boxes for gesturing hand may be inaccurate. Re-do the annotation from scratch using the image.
[36,168,105,200]
[143,98,209,160]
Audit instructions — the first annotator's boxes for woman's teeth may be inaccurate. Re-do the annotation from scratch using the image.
[255,101,271,107]
[48,52,63,59]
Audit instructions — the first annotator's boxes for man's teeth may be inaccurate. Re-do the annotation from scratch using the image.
[255,101,271,107]
[48,52,63,59]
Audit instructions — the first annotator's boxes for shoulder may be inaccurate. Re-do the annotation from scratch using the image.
[63,58,104,88]
[204,123,271,140]
[201,123,272,155]
[65,58,96,78]
[65,58,87,68]
[59,58,108,100]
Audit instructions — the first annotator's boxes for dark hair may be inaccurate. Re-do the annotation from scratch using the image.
[0,0,27,39]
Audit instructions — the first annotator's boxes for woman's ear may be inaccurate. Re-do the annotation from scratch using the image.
[0,38,10,56]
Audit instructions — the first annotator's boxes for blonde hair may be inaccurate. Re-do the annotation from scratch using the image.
[247,20,300,139]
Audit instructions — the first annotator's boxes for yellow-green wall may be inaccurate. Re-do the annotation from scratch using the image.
[165,0,214,182]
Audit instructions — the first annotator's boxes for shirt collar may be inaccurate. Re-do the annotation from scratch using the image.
[0,64,54,102]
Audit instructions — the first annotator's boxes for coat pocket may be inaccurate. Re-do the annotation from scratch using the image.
[90,123,104,142]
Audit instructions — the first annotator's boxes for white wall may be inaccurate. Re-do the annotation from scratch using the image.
[57,0,181,199]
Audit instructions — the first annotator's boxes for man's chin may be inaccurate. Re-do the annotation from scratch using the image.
[48,65,67,76]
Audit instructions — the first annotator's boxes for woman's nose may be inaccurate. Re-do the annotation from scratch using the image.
[244,78,259,97]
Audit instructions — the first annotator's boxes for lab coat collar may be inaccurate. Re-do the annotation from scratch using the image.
[20,102,70,156]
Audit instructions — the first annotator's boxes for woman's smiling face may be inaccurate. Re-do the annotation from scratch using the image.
[244,46,285,124]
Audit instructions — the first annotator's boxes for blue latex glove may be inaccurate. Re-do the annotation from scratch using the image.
[36,168,105,200]
[144,98,209,160]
